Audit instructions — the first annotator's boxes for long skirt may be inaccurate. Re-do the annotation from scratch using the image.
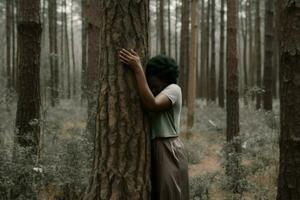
[151,136,189,200]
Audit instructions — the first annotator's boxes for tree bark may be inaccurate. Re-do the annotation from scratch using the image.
[160,0,166,54]
[63,0,71,99]
[71,0,77,97]
[175,0,178,61]
[187,0,199,130]
[210,0,216,102]
[14,0,42,198]
[206,0,211,103]
[83,1,151,199]
[277,1,300,199]
[81,0,87,101]
[179,0,190,105]
[168,0,171,56]
[200,0,207,100]
[218,0,225,108]
[255,0,262,109]
[263,0,274,110]
[48,0,59,106]
[6,0,12,91]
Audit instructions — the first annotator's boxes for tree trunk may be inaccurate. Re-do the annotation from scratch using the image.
[263,0,274,111]
[273,0,279,99]
[12,0,16,91]
[48,0,59,106]
[14,0,42,198]
[226,0,241,194]
[86,0,101,143]
[71,0,76,97]
[160,0,166,54]
[179,0,190,105]
[156,0,160,54]
[242,0,248,106]
[210,0,216,102]
[218,0,225,108]
[187,0,199,130]
[200,0,207,100]
[81,0,87,101]
[175,0,178,61]
[83,1,151,199]
[63,0,71,99]
[168,0,171,56]
[277,1,300,199]
[206,0,211,103]
[6,0,12,91]
[60,0,65,98]
[255,0,262,109]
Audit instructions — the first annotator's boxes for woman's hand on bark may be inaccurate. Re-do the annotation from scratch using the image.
[119,48,143,73]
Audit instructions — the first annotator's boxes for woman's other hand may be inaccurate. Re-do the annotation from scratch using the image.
[119,48,143,73]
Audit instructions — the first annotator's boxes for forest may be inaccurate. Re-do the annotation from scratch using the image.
[0,0,299,199]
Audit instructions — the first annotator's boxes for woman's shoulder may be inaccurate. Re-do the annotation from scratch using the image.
[166,84,181,91]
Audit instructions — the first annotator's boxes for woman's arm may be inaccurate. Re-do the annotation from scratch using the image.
[119,49,172,112]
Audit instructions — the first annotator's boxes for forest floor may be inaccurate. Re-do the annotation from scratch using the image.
[0,97,279,200]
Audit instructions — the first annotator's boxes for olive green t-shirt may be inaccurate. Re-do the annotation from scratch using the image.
[149,84,182,139]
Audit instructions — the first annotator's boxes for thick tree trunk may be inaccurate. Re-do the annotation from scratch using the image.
[83,1,151,199]
[255,0,262,109]
[14,0,42,198]
[210,0,216,102]
[187,0,199,130]
[160,0,166,54]
[48,0,59,106]
[263,0,274,111]
[277,1,300,199]
[218,0,225,108]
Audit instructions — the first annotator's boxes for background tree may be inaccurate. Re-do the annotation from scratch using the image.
[255,0,262,109]
[226,0,241,194]
[187,0,199,130]
[160,0,166,54]
[218,0,225,108]
[277,1,300,199]
[14,0,42,198]
[210,0,216,102]
[263,0,274,111]
[83,0,151,199]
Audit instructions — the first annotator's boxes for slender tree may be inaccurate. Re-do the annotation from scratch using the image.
[218,0,225,108]
[187,0,199,130]
[81,0,87,101]
[277,1,300,199]
[6,0,12,91]
[71,0,77,97]
[175,0,179,61]
[48,0,59,106]
[255,0,262,109]
[200,0,207,99]
[14,0,42,198]
[63,0,71,99]
[206,0,211,102]
[83,0,150,199]
[210,0,216,102]
[179,0,190,104]
[168,0,171,56]
[263,0,274,110]
[160,0,166,54]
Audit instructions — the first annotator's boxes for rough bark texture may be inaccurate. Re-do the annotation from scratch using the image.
[277,1,300,199]
[187,0,198,130]
[263,0,274,111]
[210,0,216,102]
[48,0,59,106]
[218,0,225,108]
[86,0,101,143]
[226,0,239,142]
[160,0,166,54]
[14,0,42,198]
[179,0,190,105]
[83,1,151,199]
[255,0,262,109]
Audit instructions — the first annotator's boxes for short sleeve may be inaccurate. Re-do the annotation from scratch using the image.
[160,84,181,105]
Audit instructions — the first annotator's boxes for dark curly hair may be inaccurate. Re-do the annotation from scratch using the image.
[145,55,179,84]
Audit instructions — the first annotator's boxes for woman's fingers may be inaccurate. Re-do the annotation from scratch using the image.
[121,49,133,57]
[119,51,133,60]
[130,49,137,56]
[119,54,129,62]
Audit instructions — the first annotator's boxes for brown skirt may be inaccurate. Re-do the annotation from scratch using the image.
[151,136,189,200]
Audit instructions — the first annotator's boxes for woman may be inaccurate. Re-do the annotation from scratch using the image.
[119,49,189,200]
